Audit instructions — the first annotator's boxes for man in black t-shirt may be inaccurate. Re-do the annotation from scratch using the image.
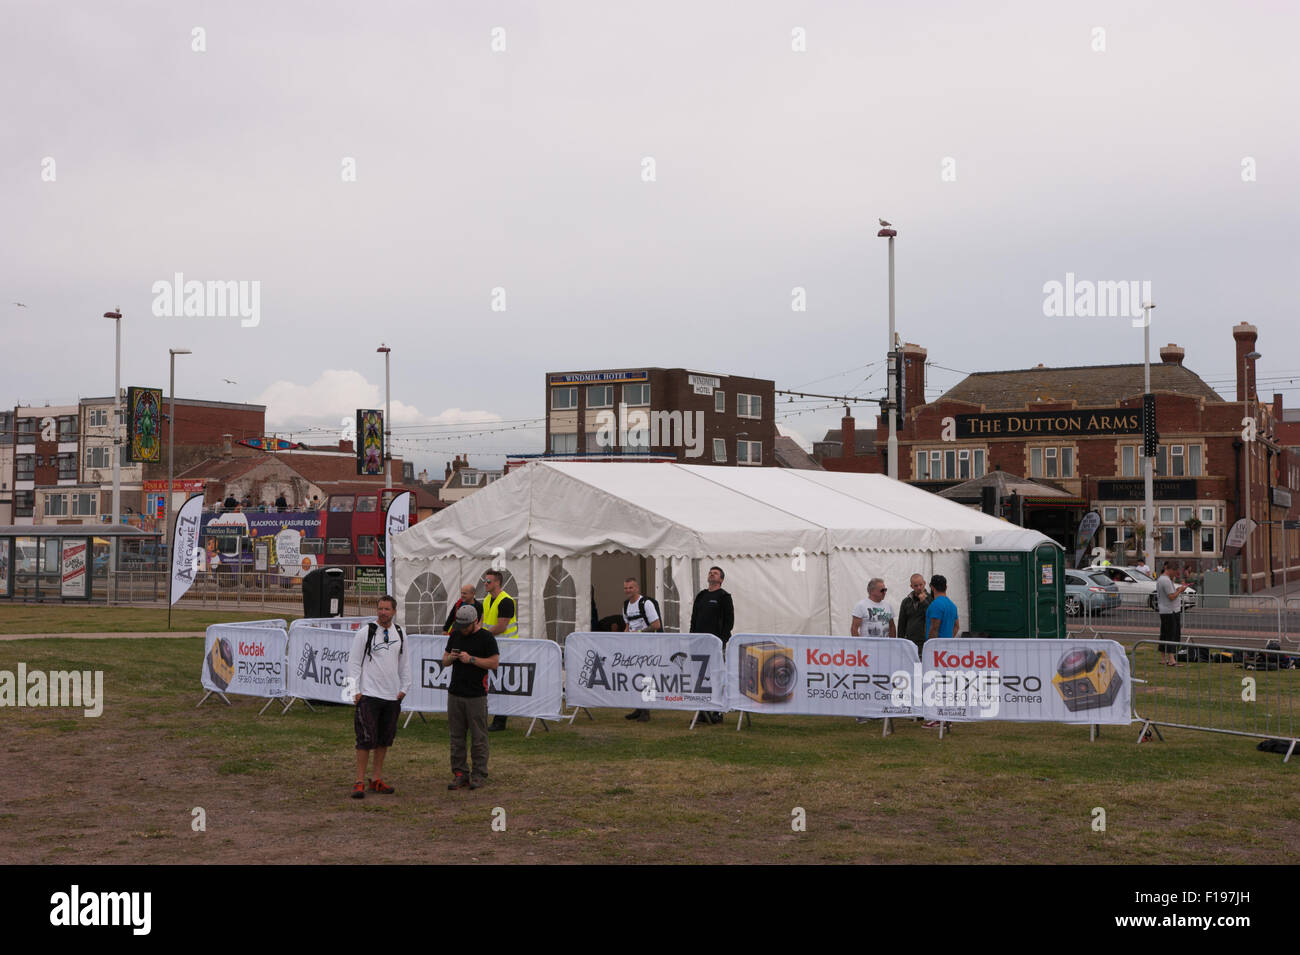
[690,566,734,724]
[442,604,500,790]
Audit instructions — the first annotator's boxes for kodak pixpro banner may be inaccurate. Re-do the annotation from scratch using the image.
[726,635,920,718]
[563,633,726,712]
[916,638,1130,724]
[404,635,564,718]
[201,623,288,698]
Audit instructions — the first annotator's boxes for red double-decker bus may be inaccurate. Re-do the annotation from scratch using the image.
[322,487,418,566]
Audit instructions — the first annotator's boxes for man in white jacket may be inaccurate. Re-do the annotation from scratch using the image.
[348,595,409,798]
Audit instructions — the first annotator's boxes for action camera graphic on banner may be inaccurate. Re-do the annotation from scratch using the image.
[738,640,797,703]
[207,636,234,691]
[1052,648,1122,712]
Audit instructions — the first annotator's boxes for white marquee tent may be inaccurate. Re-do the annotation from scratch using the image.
[391,462,1057,638]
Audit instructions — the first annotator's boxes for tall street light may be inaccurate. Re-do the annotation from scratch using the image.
[104,309,122,585]
[377,344,392,487]
[1141,301,1155,572]
[165,349,192,564]
[877,222,898,479]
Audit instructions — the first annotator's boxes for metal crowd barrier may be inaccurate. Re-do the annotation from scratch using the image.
[1075,592,1286,649]
[1129,638,1299,760]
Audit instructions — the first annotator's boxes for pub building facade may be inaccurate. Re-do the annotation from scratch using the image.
[877,323,1300,593]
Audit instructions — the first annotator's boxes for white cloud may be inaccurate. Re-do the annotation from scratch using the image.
[256,369,502,431]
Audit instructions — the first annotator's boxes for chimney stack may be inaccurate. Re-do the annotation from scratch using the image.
[901,343,928,413]
[840,414,856,459]
[1233,322,1259,402]
[1159,343,1184,366]
[222,434,232,459]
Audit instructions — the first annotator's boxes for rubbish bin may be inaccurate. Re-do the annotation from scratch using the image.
[302,567,345,618]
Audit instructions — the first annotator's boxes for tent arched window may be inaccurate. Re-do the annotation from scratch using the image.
[405,572,447,630]
[543,559,576,644]
[661,572,681,632]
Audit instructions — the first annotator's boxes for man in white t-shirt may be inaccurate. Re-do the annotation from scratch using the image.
[621,577,661,722]
[850,578,897,638]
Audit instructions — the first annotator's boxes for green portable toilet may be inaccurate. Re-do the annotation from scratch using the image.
[968,530,1065,638]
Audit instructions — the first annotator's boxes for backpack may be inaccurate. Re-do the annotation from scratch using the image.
[364,621,404,660]
[624,595,661,629]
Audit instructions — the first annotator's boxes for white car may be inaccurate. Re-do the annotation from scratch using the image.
[1091,565,1196,610]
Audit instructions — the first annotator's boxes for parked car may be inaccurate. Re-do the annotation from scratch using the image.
[1064,570,1121,617]
[1093,565,1197,610]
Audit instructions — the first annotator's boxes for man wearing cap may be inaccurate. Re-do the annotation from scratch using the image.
[442,603,500,791]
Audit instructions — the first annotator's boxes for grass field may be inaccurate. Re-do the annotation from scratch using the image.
[0,636,1297,864]
[0,605,300,634]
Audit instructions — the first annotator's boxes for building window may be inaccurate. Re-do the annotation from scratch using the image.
[17,419,36,444]
[713,439,727,463]
[625,423,649,448]
[405,572,448,630]
[587,385,613,408]
[357,535,376,556]
[45,494,68,516]
[551,432,577,454]
[737,394,761,419]
[1159,527,1175,552]
[460,472,483,486]
[1170,444,1185,476]
[1188,445,1202,476]
[16,455,35,480]
[1103,507,1118,523]
[89,409,108,427]
[86,446,112,469]
[1158,507,1174,523]
[917,447,984,480]
[58,453,77,480]
[738,440,761,465]
[1121,445,1136,477]
[551,387,578,410]
[72,493,97,516]
[14,491,34,516]
[58,416,76,441]
[1200,527,1215,553]
[543,559,577,644]
[714,391,725,414]
[586,430,612,452]
[1031,446,1074,479]
[623,383,650,407]
[1155,446,1168,476]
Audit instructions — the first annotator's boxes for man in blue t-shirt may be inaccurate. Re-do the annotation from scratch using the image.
[925,575,959,641]
[923,575,960,729]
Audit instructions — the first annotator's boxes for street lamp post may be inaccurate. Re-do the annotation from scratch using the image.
[377,345,392,487]
[877,223,898,479]
[1142,302,1155,572]
[165,348,191,627]
[104,310,122,592]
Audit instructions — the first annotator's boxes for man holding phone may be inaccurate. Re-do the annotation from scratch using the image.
[443,604,500,790]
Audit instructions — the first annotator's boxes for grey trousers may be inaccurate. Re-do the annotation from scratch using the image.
[447,693,489,781]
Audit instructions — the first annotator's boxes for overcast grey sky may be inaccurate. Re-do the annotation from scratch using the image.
[4,1,1297,474]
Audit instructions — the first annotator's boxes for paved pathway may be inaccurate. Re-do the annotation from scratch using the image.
[0,631,205,641]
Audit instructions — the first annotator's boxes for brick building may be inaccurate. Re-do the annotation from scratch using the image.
[8,396,266,527]
[544,368,776,467]
[855,323,1298,592]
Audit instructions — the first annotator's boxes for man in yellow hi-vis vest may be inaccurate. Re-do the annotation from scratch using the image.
[481,569,517,731]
